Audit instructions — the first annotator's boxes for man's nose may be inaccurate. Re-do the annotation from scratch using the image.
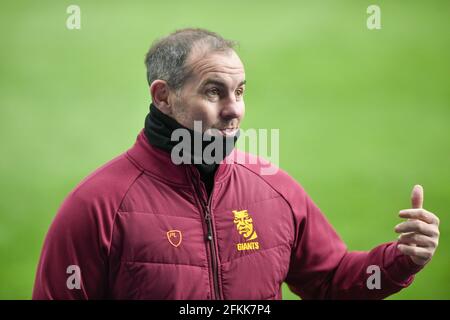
[220,96,244,121]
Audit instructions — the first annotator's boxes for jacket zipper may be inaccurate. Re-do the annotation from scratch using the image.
[203,201,221,300]
[191,172,221,300]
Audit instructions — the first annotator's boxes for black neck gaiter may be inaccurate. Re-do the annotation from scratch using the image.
[144,103,239,196]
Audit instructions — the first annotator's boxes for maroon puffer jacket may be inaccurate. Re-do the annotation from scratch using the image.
[32,130,421,299]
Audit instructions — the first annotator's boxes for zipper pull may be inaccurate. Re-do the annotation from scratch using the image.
[204,210,213,241]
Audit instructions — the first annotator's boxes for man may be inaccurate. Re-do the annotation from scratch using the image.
[33,28,440,299]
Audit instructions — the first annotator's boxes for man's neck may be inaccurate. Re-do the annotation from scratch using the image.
[143,103,238,195]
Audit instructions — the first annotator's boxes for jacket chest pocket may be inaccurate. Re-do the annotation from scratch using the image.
[110,212,209,267]
[108,212,212,299]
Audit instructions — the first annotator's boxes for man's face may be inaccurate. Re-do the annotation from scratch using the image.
[169,49,246,137]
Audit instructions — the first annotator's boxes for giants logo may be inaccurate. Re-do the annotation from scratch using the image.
[232,210,260,251]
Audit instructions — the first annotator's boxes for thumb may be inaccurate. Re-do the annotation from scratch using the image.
[411,184,424,209]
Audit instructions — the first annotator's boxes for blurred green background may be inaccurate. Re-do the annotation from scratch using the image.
[0,0,448,299]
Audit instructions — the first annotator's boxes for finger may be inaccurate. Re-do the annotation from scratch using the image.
[397,244,433,260]
[394,220,439,237]
[399,208,440,225]
[411,184,423,209]
[398,232,438,248]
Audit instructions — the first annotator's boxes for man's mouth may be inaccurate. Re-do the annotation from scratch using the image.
[218,127,238,136]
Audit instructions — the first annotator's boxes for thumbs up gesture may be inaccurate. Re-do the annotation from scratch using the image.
[395,185,440,266]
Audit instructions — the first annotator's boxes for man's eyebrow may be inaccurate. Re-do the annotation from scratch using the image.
[200,79,247,88]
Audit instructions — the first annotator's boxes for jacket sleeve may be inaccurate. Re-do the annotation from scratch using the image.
[284,185,423,300]
[32,190,114,300]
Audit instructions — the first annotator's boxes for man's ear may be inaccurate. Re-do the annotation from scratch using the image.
[150,80,173,115]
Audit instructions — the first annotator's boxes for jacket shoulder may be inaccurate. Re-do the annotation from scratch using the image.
[232,149,307,199]
[54,152,143,232]
[69,152,142,204]
[48,153,143,255]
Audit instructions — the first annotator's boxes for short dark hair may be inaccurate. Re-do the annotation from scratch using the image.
[144,28,237,90]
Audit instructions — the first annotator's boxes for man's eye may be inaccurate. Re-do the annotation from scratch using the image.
[236,88,244,97]
[206,88,220,96]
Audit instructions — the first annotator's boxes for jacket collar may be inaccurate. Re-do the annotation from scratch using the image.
[126,130,235,186]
